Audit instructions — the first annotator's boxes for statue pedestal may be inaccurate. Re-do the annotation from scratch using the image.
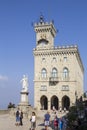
[20,91,29,104]
[18,91,30,112]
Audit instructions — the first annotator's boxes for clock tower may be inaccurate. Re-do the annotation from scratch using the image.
[34,15,57,49]
[33,16,84,111]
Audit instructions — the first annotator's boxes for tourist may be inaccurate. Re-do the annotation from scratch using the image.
[53,106,55,111]
[64,107,66,113]
[53,115,59,130]
[20,110,23,125]
[44,111,51,130]
[15,109,20,126]
[30,112,36,130]
[59,118,63,130]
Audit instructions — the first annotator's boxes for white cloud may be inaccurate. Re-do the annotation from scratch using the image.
[0,75,8,81]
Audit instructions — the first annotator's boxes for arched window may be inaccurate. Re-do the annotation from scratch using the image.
[52,57,57,62]
[52,68,58,77]
[41,68,47,78]
[63,67,69,79]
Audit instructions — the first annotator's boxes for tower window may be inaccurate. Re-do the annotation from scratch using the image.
[40,85,47,91]
[51,68,58,77]
[62,85,69,91]
[41,68,47,78]
[52,57,57,62]
[64,57,67,62]
[63,67,69,80]
[42,58,46,62]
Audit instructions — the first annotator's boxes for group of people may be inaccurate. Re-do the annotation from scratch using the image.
[52,105,66,113]
[15,109,65,130]
[15,109,23,126]
[30,110,63,130]
[15,109,36,130]
[44,111,64,130]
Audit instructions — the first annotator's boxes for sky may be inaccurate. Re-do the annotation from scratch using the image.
[0,0,87,109]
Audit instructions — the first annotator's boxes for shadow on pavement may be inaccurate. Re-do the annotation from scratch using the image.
[38,123,44,126]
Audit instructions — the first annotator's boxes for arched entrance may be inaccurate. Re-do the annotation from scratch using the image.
[40,95,48,110]
[62,95,70,110]
[51,95,59,110]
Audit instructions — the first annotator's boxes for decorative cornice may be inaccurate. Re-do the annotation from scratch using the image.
[33,45,77,55]
[33,45,84,73]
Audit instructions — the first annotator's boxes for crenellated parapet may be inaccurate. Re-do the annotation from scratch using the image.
[34,22,56,37]
[33,45,78,56]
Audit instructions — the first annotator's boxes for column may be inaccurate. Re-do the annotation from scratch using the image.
[48,100,51,110]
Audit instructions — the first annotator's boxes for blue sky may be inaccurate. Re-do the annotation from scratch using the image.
[0,0,87,109]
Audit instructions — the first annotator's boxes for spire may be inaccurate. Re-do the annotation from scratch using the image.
[39,15,45,24]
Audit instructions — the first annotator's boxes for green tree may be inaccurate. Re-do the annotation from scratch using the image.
[7,102,15,108]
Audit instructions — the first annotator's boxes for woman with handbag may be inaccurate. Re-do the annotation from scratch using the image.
[30,112,36,130]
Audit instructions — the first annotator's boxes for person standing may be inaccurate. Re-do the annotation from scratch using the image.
[44,111,51,130]
[64,107,66,113]
[59,118,63,130]
[20,110,23,126]
[53,106,55,111]
[53,115,59,130]
[15,109,20,126]
[30,112,36,130]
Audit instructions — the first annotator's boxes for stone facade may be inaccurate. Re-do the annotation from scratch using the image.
[33,16,84,111]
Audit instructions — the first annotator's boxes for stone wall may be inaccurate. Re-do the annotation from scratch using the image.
[0,110,10,115]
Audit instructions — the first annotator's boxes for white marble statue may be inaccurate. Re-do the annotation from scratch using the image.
[21,75,28,92]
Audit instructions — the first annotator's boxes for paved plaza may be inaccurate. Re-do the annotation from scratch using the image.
[0,110,66,130]
[0,114,46,130]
